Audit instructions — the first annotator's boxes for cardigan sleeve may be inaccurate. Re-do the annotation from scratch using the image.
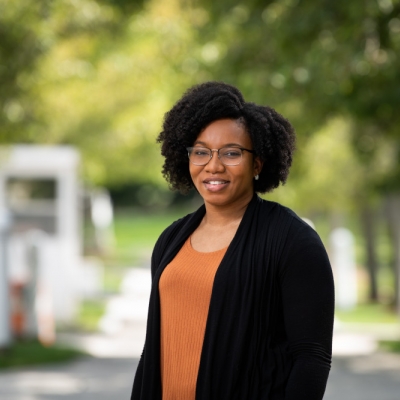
[279,221,335,400]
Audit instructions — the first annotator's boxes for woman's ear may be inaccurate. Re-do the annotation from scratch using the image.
[253,157,264,176]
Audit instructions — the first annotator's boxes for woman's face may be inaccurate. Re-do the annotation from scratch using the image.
[189,119,263,210]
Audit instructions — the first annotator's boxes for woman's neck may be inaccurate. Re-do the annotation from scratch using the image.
[191,197,253,252]
[202,195,253,228]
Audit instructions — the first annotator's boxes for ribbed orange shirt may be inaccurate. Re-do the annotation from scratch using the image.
[159,237,227,400]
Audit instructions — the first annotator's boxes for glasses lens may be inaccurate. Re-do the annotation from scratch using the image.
[188,147,211,165]
[220,147,242,165]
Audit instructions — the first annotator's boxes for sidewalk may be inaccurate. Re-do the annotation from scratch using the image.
[325,351,400,399]
[58,267,151,359]
[0,357,139,400]
[0,266,399,399]
[332,320,400,356]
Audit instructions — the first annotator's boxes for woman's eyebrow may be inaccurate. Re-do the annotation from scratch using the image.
[193,141,243,147]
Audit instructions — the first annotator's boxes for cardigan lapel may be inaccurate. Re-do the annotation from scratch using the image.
[196,194,283,400]
[138,203,206,400]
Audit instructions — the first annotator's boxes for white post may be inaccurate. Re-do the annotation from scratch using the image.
[0,209,12,348]
[24,232,41,338]
[330,227,358,310]
[91,189,115,253]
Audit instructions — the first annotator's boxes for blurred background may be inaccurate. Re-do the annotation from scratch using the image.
[0,0,400,399]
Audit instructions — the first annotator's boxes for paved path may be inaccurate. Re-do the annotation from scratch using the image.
[325,352,400,399]
[1,351,399,400]
[0,357,138,400]
[1,267,399,399]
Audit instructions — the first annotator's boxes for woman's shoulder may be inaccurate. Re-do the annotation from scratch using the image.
[257,199,331,275]
[156,212,192,245]
[154,205,205,252]
[258,197,307,223]
[150,213,188,270]
[257,197,320,240]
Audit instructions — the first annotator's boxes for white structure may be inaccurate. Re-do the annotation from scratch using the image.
[0,146,83,325]
[90,188,115,253]
[0,209,12,347]
[330,227,358,310]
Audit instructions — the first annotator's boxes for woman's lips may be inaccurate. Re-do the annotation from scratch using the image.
[203,180,229,192]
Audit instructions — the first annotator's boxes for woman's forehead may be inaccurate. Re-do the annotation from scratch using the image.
[195,119,252,147]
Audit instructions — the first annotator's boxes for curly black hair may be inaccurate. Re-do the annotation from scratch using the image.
[157,81,296,194]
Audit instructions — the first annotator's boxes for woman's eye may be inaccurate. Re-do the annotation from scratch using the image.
[194,149,209,156]
[223,149,241,158]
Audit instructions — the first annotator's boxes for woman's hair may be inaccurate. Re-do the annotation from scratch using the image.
[157,81,296,194]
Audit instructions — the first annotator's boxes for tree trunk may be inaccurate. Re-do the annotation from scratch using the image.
[360,205,379,302]
[385,193,400,314]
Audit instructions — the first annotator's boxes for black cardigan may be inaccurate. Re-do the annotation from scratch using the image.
[131,195,334,400]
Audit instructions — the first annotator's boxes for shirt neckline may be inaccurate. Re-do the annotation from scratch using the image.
[187,236,229,255]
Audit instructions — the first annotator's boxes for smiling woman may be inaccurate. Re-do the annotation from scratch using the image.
[131,82,334,400]
[190,119,261,205]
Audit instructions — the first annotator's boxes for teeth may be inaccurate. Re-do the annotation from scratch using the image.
[208,181,226,184]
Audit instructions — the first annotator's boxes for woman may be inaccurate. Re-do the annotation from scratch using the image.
[131,82,334,400]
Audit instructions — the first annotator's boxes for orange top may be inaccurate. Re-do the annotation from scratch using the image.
[159,237,227,400]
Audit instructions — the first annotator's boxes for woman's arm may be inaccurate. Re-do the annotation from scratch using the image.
[279,223,335,400]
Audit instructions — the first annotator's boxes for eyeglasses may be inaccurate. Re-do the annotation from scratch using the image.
[187,146,255,166]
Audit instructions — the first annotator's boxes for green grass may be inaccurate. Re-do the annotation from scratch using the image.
[379,340,400,353]
[0,340,84,369]
[335,303,400,324]
[102,208,191,271]
[76,299,106,332]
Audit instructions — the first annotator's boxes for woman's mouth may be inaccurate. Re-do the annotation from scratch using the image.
[203,180,229,192]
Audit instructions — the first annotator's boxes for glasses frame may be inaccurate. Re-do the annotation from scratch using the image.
[186,146,255,166]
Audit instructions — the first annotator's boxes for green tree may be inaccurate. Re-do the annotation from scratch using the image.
[0,0,134,143]
[193,0,400,304]
[0,0,206,187]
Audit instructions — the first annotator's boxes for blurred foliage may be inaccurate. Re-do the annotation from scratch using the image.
[1,0,398,202]
[0,0,205,186]
[195,0,400,193]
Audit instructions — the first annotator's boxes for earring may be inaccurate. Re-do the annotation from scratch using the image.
[254,174,259,180]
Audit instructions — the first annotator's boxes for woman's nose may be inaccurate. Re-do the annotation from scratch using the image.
[205,150,225,172]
